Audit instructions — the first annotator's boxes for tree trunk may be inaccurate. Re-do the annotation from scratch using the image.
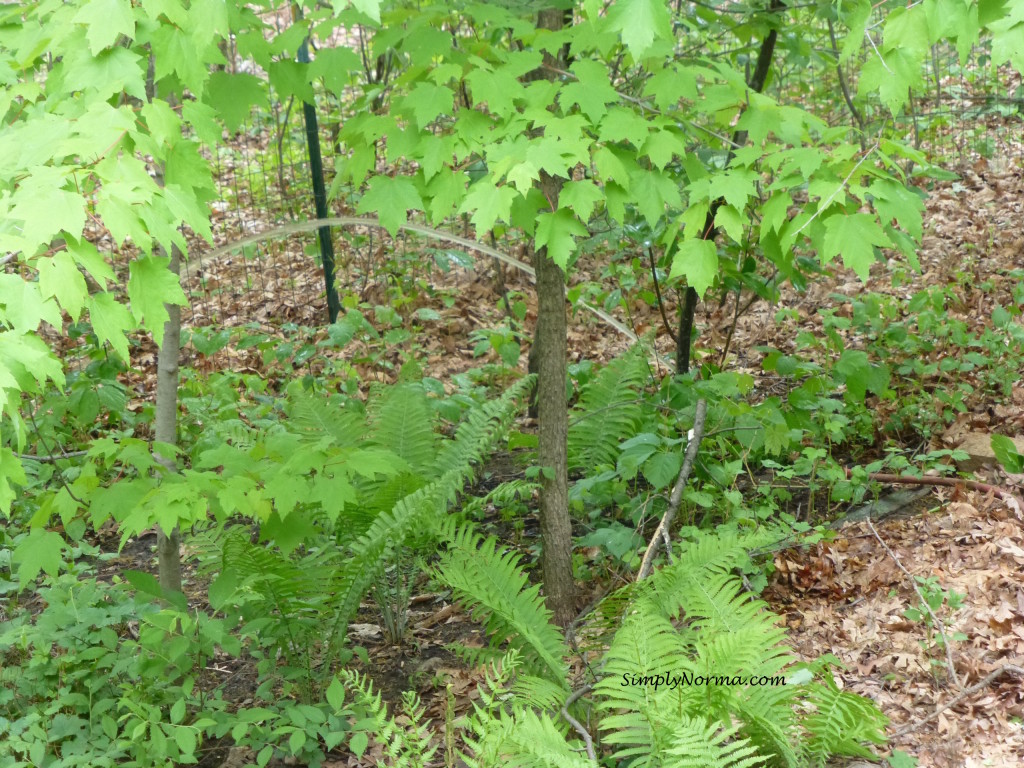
[675,2,782,376]
[534,179,574,629]
[154,244,183,594]
[532,6,575,628]
[146,56,184,594]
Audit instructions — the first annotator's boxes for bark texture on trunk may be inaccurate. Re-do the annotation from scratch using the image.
[531,6,575,628]
[154,244,183,594]
[534,179,574,629]
[146,59,184,594]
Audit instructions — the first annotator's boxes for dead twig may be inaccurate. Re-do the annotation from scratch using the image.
[864,518,961,689]
[890,664,1024,738]
[849,469,1024,516]
[636,398,708,581]
[560,684,596,761]
[16,450,88,462]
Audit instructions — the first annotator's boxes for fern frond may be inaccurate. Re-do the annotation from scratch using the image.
[433,376,534,477]
[802,675,887,767]
[286,391,364,448]
[437,526,569,685]
[465,707,594,768]
[327,380,531,650]
[568,346,647,471]
[664,716,766,768]
[508,674,570,712]
[366,383,438,472]
[340,669,439,768]
[596,609,700,760]
[219,529,331,613]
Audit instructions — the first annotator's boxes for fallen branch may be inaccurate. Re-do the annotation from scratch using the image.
[561,684,596,761]
[848,469,1024,515]
[864,518,961,689]
[15,450,88,462]
[890,664,1024,738]
[636,398,708,581]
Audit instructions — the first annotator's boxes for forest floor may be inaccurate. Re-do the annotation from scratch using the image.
[92,127,1024,766]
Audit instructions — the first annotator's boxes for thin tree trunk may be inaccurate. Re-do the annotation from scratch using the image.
[154,244,183,593]
[532,6,575,628]
[675,0,783,375]
[146,56,184,594]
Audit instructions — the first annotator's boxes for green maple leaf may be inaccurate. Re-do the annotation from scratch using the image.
[714,205,745,244]
[425,168,465,224]
[12,528,65,585]
[858,47,923,114]
[89,292,135,361]
[37,251,88,322]
[525,137,571,178]
[0,332,64,417]
[869,178,924,239]
[62,44,146,101]
[608,0,672,58]
[399,82,453,128]
[465,67,526,118]
[336,0,381,23]
[66,238,116,291]
[309,46,361,93]
[669,238,718,297]
[151,25,208,97]
[822,212,891,280]
[0,275,61,333]
[207,72,268,132]
[598,107,651,147]
[8,168,86,251]
[309,471,357,524]
[641,129,686,170]
[558,181,604,222]
[73,0,135,55]
[0,448,27,516]
[264,471,309,520]
[760,193,792,237]
[535,209,587,270]
[593,146,636,188]
[458,182,517,235]
[708,168,759,210]
[506,161,541,193]
[642,65,697,109]
[162,183,214,243]
[630,169,681,226]
[990,18,1024,73]
[356,176,424,236]
[559,59,618,121]
[128,256,187,345]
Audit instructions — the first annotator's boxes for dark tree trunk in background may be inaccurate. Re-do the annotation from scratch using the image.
[675,1,782,375]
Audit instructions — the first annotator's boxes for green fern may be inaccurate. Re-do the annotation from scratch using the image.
[340,669,439,768]
[568,346,648,471]
[664,717,766,768]
[460,654,591,768]
[338,527,889,768]
[325,376,535,654]
[286,390,364,449]
[436,524,569,685]
[802,675,887,767]
[366,382,438,471]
